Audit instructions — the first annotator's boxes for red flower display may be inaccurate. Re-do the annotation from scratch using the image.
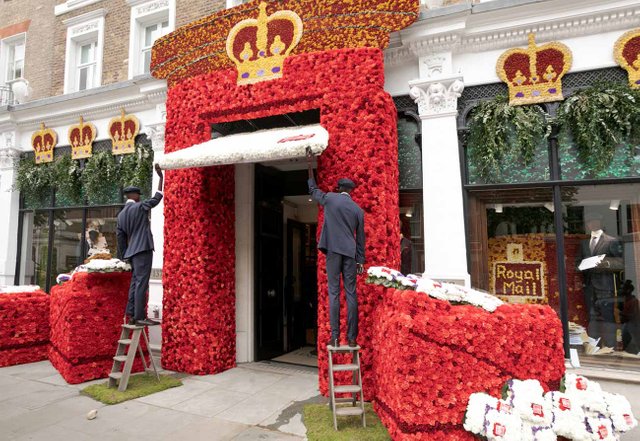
[49,272,147,384]
[161,47,399,386]
[372,287,566,440]
[0,290,50,367]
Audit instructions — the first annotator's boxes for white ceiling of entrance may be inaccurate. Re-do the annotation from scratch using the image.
[158,124,328,170]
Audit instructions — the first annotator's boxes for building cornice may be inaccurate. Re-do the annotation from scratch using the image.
[62,8,108,27]
[55,0,104,17]
[385,0,640,67]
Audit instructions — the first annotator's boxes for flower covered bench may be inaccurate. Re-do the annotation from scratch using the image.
[370,285,566,440]
[48,270,144,383]
[0,288,50,367]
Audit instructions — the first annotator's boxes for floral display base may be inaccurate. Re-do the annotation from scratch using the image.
[49,271,147,384]
[372,287,566,440]
[0,290,50,367]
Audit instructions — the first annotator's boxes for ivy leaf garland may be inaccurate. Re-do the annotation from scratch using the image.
[118,143,154,195]
[556,83,640,174]
[15,157,54,207]
[80,150,119,204]
[53,154,82,204]
[466,95,550,182]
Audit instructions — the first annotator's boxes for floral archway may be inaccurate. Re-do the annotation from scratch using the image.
[151,0,419,395]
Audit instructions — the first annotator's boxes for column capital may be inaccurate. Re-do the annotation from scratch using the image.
[0,131,20,171]
[409,73,464,120]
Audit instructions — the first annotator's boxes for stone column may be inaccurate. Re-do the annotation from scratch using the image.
[0,130,21,285]
[142,106,166,344]
[409,65,470,286]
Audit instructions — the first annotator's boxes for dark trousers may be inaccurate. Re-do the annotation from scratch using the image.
[326,251,358,341]
[126,250,153,320]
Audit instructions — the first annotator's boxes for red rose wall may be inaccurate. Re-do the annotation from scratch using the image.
[161,48,401,392]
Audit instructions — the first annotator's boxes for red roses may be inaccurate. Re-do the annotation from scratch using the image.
[0,290,50,367]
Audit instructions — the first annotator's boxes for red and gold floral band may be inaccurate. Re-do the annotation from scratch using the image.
[31,122,57,164]
[614,28,640,90]
[109,109,140,156]
[68,116,97,160]
[150,0,419,85]
[496,34,573,106]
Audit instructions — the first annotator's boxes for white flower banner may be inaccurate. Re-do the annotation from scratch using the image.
[159,124,329,170]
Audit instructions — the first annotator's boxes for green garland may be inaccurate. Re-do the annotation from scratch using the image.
[15,157,54,207]
[118,143,154,195]
[466,95,550,182]
[556,83,640,174]
[81,150,119,204]
[53,154,82,204]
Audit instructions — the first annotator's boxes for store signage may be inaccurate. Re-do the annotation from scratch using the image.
[614,28,640,89]
[496,33,572,106]
[491,243,545,302]
[68,116,96,160]
[31,123,57,164]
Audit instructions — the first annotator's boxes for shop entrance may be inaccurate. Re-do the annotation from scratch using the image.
[255,163,318,364]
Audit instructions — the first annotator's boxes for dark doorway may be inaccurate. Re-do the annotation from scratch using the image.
[255,164,285,360]
[254,164,319,363]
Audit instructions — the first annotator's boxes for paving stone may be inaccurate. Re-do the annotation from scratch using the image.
[160,416,249,441]
[0,361,58,381]
[216,392,294,426]
[192,368,286,394]
[170,386,251,417]
[135,377,216,408]
[231,426,304,440]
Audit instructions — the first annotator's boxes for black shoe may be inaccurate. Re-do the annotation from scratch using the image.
[135,318,160,326]
[348,340,358,348]
[328,338,339,348]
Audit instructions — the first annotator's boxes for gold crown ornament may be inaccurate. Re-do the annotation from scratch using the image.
[497,34,572,106]
[109,109,140,155]
[68,116,97,160]
[31,123,57,164]
[614,29,640,89]
[226,2,303,85]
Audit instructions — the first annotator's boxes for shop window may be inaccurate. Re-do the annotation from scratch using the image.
[400,191,425,275]
[49,209,85,288]
[1,33,25,84]
[559,139,640,181]
[398,116,422,190]
[17,211,50,288]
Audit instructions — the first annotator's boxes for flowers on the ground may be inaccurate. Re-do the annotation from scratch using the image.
[464,375,638,440]
[0,289,50,367]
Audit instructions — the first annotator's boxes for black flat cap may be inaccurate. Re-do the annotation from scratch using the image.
[337,178,356,189]
[123,186,142,195]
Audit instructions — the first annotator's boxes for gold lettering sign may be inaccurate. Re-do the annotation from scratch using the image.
[491,243,546,303]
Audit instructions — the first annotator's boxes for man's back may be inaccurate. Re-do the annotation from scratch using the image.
[116,192,163,260]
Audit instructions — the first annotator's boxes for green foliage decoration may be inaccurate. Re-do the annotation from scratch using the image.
[556,83,640,174]
[466,95,550,182]
[15,157,54,207]
[118,143,154,195]
[53,154,82,205]
[81,150,119,204]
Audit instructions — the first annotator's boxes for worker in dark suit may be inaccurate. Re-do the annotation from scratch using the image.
[116,164,164,326]
[307,151,365,348]
[578,214,624,347]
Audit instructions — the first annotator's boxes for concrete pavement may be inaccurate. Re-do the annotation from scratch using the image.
[0,360,321,441]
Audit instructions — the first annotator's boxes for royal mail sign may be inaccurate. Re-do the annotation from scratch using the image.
[491,243,545,303]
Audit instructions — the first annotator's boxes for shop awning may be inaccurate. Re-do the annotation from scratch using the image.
[158,124,329,170]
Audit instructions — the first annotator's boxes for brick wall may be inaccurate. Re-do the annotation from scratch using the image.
[0,0,58,101]
[176,0,225,28]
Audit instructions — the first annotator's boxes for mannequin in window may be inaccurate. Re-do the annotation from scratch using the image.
[400,218,413,275]
[577,213,623,347]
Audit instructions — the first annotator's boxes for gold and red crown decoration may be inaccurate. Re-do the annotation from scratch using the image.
[497,34,573,106]
[150,0,419,85]
[68,116,97,160]
[226,2,303,85]
[109,109,139,155]
[31,123,57,164]
[614,28,640,89]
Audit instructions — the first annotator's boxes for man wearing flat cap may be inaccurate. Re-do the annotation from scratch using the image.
[307,152,365,348]
[116,164,164,326]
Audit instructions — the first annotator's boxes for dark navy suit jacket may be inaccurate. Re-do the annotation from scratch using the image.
[308,178,365,264]
[116,192,163,260]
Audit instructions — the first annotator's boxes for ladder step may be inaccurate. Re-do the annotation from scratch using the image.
[109,372,123,381]
[334,385,361,394]
[118,339,132,345]
[113,355,127,362]
[122,324,145,329]
[335,407,365,416]
[332,363,359,372]
[328,345,361,352]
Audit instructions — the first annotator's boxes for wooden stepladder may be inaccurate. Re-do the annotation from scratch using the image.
[327,344,366,430]
[108,323,159,392]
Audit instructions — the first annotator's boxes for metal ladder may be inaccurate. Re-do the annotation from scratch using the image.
[108,323,159,392]
[327,344,366,430]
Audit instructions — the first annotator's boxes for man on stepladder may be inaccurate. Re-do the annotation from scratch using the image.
[307,150,366,348]
[116,163,164,326]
